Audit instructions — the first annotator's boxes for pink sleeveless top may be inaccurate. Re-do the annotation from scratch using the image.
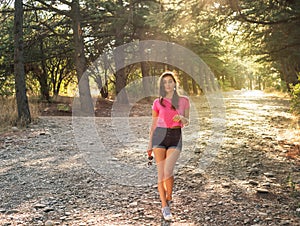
[152,96,190,128]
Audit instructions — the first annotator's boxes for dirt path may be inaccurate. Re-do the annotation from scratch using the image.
[0,90,299,226]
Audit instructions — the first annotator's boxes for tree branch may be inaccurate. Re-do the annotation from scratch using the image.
[32,0,71,17]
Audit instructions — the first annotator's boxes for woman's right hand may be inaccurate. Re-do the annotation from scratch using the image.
[147,142,152,151]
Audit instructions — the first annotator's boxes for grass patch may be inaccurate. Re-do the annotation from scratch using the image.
[0,97,42,133]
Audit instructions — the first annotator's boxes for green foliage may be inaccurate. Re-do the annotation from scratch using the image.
[228,0,300,90]
[290,77,300,115]
[0,0,299,101]
[0,6,14,96]
[57,103,71,112]
[0,76,15,96]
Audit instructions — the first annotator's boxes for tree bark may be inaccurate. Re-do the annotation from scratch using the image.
[115,67,129,104]
[14,0,31,124]
[114,31,129,104]
[281,60,299,91]
[182,72,189,94]
[192,78,198,95]
[141,61,152,99]
[39,41,50,101]
[71,0,94,115]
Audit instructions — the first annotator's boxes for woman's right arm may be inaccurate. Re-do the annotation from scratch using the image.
[148,110,158,150]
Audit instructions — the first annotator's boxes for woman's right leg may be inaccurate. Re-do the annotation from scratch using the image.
[153,147,167,208]
[164,148,180,202]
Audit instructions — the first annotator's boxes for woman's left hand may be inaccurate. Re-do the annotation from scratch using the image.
[173,114,189,126]
[172,114,182,122]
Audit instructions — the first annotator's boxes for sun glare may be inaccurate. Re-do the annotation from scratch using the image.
[226,23,238,33]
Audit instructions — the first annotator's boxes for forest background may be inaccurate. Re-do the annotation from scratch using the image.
[0,0,299,130]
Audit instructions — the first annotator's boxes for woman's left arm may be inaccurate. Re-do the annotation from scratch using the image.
[180,108,190,126]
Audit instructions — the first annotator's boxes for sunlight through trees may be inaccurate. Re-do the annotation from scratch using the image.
[0,0,299,122]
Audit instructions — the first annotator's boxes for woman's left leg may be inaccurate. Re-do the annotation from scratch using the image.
[153,147,168,208]
[164,148,180,202]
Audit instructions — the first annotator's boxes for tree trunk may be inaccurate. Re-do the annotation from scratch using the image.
[281,60,299,91]
[14,0,31,124]
[34,6,50,102]
[182,72,189,94]
[192,78,198,95]
[39,42,50,101]
[114,31,129,104]
[141,61,152,99]
[115,67,129,104]
[71,0,94,115]
[257,75,262,90]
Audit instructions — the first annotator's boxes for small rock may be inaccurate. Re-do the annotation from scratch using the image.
[59,216,66,221]
[244,219,251,224]
[221,182,230,188]
[34,203,47,209]
[258,212,268,216]
[2,223,12,226]
[12,126,18,132]
[256,188,269,193]
[205,216,211,221]
[249,180,259,186]
[6,209,19,214]
[65,212,71,216]
[280,220,291,225]
[44,207,54,212]
[44,220,54,226]
[264,172,275,177]
[111,213,122,218]
[192,172,202,177]
[129,201,138,207]
[262,182,271,187]
[194,147,201,153]
[152,184,158,189]
[33,214,44,220]
[249,167,260,175]
[145,215,155,219]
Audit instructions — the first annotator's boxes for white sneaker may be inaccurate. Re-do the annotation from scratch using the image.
[162,206,172,221]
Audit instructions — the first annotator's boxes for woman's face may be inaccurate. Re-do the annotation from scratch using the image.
[162,75,176,93]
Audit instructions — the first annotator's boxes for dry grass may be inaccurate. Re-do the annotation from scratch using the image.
[0,97,42,133]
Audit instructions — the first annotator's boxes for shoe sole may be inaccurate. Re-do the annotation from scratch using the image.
[163,216,172,221]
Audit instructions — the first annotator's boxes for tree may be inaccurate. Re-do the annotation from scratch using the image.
[70,0,94,114]
[14,0,31,124]
[32,0,94,114]
[0,7,15,96]
[227,0,300,90]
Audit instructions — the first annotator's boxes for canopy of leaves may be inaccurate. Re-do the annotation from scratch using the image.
[0,0,299,97]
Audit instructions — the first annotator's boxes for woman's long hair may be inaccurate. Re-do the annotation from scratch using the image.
[158,71,179,110]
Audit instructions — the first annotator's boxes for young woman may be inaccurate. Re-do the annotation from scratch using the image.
[148,71,190,221]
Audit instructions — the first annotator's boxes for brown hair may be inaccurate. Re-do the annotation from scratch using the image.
[158,71,179,110]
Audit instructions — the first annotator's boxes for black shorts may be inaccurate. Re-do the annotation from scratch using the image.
[152,127,182,151]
